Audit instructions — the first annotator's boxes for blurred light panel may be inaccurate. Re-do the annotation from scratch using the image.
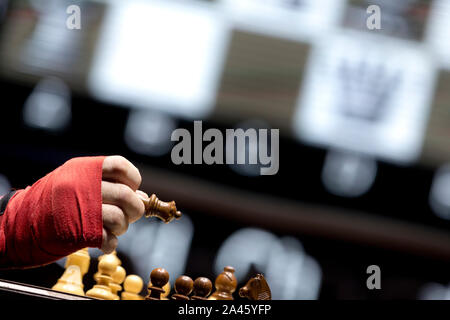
[293,31,437,164]
[419,282,450,300]
[322,150,377,198]
[219,0,345,40]
[425,0,450,70]
[227,120,272,177]
[0,174,11,196]
[89,0,230,118]
[214,228,280,281]
[429,164,450,220]
[214,228,321,299]
[118,214,194,284]
[343,0,430,41]
[23,77,71,132]
[21,0,83,74]
[265,237,321,300]
[0,0,8,22]
[125,110,176,157]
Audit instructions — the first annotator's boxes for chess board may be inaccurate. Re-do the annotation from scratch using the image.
[0,278,93,300]
[0,195,269,301]
[0,249,271,301]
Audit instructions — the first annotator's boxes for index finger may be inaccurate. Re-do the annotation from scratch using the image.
[102,155,142,191]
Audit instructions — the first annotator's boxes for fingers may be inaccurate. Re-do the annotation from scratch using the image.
[98,156,144,254]
[102,204,129,236]
[102,181,145,224]
[136,190,149,201]
[101,229,118,254]
[102,155,142,191]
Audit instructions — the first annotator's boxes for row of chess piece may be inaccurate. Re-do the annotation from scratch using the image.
[52,248,271,300]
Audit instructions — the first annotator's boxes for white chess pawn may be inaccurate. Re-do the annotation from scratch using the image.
[110,266,126,300]
[121,275,144,300]
[86,255,118,300]
[52,248,90,296]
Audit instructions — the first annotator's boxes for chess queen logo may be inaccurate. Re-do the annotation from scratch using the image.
[170,121,279,175]
[293,32,437,164]
[337,59,402,122]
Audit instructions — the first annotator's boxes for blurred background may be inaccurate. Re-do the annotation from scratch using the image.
[1,0,450,299]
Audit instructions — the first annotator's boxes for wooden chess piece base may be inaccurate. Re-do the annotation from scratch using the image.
[52,248,90,296]
[191,277,212,300]
[86,255,119,300]
[52,265,85,296]
[122,275,144,300]
[145,268,170,300]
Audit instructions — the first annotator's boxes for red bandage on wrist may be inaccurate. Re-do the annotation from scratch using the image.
[0,156,106,269]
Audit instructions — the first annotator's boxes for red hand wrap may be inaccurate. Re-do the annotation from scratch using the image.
[0,156,106,269]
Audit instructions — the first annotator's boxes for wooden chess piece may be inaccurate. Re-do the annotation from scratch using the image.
[161,282,171,300]
[110,265,126,300]
[140,194,182,223]
[121,275,144,300]
[171,276,193,300]
[98,250,121,264]
[208,266,237,300]
[86,254,119,300]
[94,251,121,282]
[191,277,213,300]
[239,274,271,300]
[148,280,171,300]
[52,248,90,296]
[145,268,169,300]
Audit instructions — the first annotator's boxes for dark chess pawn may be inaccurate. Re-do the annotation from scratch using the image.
[191,277,212,300]
[239,274,271,300]
[208,266,237,300]
[171,276,194,300]
[145,268,169,300]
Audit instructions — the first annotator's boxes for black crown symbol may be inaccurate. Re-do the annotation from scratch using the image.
[337,59,402,122]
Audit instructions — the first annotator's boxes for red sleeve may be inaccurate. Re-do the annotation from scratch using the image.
[0,156,106,269]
